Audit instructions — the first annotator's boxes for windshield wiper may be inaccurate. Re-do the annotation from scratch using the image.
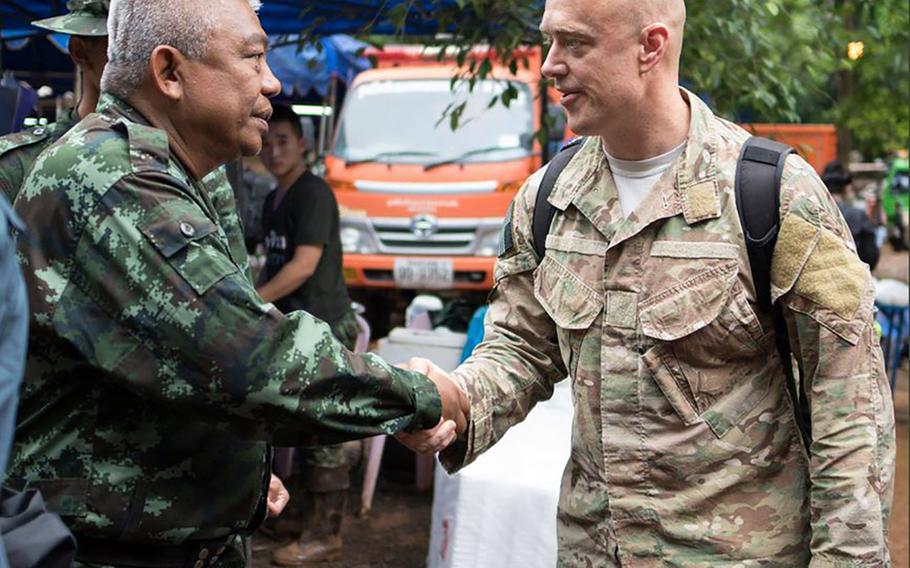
[344,150,436,166]
[423,146,519,171]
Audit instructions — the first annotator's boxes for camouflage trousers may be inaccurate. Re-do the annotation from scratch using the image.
[297,308,360,492]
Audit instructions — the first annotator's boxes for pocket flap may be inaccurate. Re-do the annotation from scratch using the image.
[141,209,218,259]
[139,202,236,295]
[639,261,738,341]
[534,255,602,329]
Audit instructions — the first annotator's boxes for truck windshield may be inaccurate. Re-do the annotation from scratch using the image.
[333,79,534,165]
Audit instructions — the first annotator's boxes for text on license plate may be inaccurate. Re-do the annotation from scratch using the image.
[393,259,454,290]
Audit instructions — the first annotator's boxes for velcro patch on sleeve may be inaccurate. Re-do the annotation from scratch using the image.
[772,214,867,320]
[771,214,819,300]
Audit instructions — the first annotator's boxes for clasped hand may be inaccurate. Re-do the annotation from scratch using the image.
[396,357,470,455]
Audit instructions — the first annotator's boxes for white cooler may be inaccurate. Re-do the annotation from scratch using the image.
[427,379,574,568]
[375,327,467,372]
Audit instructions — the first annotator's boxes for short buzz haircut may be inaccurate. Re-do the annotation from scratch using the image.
[268,104,304,140]
[101,0,263,98]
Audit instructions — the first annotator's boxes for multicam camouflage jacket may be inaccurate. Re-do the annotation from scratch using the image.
[0,111,79,202]
[8,93,441,552]
[442,90,895,568]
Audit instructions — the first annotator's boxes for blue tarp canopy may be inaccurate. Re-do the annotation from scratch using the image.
[1,1,453,39]
[1,1,451,92]
[268,35,370,97]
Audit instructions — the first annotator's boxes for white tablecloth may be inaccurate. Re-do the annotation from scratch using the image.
[427,380,574,568]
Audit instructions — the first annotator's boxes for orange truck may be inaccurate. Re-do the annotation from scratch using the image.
[324,45,563,319]
[743,123,837,173]
[324,45,837,323]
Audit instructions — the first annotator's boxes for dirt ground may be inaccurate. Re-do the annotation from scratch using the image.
[252,445,434,568]
[253,245,910,568]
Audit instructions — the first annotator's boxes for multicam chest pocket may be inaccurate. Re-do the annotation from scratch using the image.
[638,240,772,439]
[533,236,606,378]
[140,203,238,296]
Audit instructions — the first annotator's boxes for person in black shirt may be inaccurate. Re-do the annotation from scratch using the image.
[257,104,359,566]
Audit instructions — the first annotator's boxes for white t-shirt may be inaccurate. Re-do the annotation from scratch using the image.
[603,141,686,218]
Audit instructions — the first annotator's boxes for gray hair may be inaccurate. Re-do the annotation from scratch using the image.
[101,0,263,97]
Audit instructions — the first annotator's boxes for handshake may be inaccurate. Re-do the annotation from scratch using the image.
[396,357,470,455]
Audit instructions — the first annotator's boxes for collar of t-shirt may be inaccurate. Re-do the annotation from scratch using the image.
[602,140,686,219]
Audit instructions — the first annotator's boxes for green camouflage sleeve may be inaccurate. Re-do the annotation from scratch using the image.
[772,156,896,567]
[440,169,567,473]
[48,171,441,447]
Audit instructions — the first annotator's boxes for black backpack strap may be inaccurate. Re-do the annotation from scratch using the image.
[735,137,812,452]
[532,137,585,260]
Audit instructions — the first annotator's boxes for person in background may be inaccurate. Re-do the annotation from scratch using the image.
[257,103,359,566]
[0,0,109,203]
[822,160,881,270]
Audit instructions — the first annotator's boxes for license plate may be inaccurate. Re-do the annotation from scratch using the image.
[393,258,454,290]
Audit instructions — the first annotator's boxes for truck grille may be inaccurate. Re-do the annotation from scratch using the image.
[369,217,497,255]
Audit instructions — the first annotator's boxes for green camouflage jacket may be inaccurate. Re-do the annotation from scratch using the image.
[0,113,243,271]
[0,111,79,202]
[8,93,441,550]
[442,90,895,568]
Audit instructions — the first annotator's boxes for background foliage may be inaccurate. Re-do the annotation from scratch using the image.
[343,0,909,159]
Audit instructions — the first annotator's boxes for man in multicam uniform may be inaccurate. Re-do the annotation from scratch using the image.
[7,0,467,566]
[399,0,896,566]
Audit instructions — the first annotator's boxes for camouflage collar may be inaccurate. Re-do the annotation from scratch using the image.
[97,92,172,176]
[674,89,722,224]
[97,92,149,125]
[547,88,722,227]
[545,136,603,212]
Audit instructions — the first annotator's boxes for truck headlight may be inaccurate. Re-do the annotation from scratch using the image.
[340,225,378,254]
[476,230,502,257]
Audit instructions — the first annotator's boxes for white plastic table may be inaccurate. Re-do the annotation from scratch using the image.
[427,379,574,568]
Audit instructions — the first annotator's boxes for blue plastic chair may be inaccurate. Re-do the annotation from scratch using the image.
[876,302,910,390]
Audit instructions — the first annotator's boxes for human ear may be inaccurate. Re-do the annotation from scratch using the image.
[639,23,669,74]
[148,45,185,101]
[68,36,91,69]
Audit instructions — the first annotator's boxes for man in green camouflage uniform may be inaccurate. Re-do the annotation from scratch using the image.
[0,0,108,204]
[7,0,467,566]
[399,1,896,566]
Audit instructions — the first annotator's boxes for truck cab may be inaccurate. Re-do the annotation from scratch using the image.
[324,46,560,318]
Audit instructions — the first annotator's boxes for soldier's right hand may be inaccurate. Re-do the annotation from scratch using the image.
[403,357,469,434]
[394,357,470,454]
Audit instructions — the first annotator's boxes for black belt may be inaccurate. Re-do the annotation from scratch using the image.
[76,534,238,568]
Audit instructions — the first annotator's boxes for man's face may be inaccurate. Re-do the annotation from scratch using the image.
[178,1,280,163]
[539,0,641,137]
[261,120,306,178]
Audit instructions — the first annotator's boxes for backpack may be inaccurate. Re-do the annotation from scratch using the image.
[530,136,812,452]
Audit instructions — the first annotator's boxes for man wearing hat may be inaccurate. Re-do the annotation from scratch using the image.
[0,0,253,281]
[0,0,109,204]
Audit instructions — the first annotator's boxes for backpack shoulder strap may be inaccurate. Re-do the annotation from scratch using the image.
[735,136,793,311]
[735,136,812,452]
[532,137,585,260]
